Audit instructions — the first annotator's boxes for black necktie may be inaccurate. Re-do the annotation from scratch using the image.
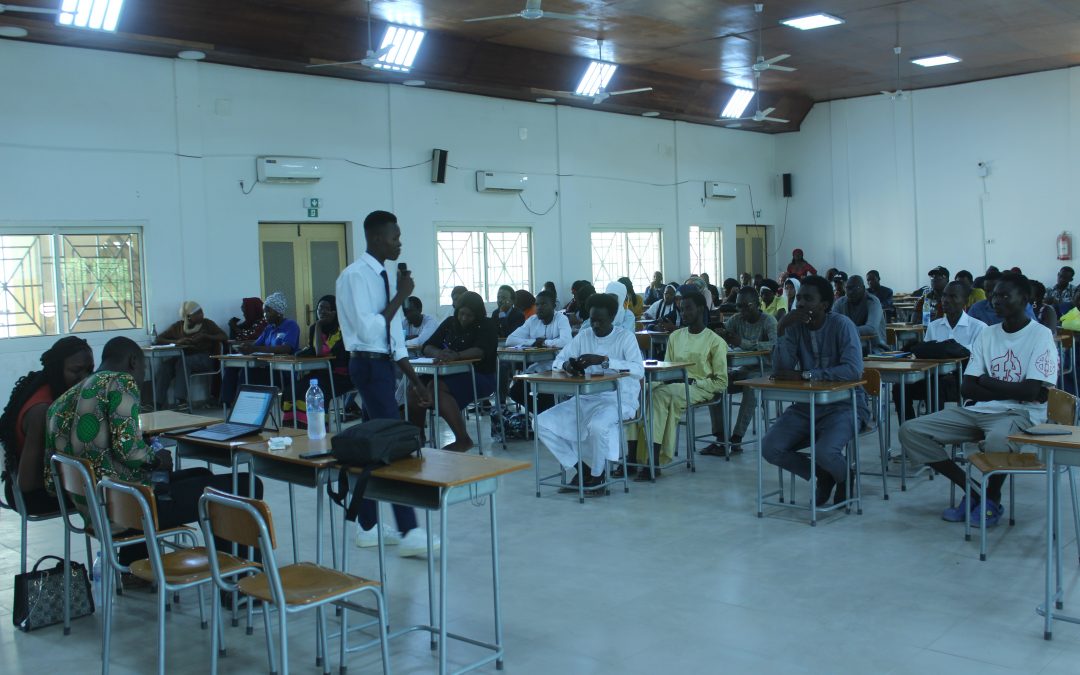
[380,270,392,353]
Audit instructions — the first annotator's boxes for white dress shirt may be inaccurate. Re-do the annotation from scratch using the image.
[336,252,407,361]
[925,311,987,351]
[403,313,438,347]
[504,313,573,348]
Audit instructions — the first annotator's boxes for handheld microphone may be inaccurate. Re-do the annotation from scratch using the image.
[398,262,409,273]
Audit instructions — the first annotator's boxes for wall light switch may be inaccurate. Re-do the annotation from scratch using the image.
[519,127,528,141]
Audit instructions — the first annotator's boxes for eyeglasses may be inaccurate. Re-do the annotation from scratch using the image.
[735,302,757,310]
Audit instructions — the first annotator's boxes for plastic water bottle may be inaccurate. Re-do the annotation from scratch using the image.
[306,379,326,440]
[150,323,158,344]
[91,551,102,606]
[921,306,931,326]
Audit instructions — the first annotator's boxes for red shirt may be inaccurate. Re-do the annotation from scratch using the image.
[15,384,53,457]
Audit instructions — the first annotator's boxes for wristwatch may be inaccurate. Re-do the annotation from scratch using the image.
[801,370,813,381]
[601,358,610,369]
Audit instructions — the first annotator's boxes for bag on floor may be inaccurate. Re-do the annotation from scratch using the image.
[12,555,94,631]
[326,419,422,523]
[909,339,969,360]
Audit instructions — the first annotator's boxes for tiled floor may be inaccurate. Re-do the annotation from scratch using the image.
[3,407,1080,674]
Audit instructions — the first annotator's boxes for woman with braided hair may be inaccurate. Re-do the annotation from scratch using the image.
[1,336,94,514]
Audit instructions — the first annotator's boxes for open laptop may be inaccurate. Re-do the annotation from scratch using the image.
[186,385,279,442]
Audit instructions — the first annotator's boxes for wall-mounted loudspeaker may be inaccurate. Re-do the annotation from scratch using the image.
[432,149,448,184]
[782,173,792,198]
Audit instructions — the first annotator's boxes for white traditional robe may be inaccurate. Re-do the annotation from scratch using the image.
[536,326,644,476]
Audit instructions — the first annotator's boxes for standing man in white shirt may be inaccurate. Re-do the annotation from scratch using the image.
[402,296,438,349]
[900,272,1057,527]
[336,210,436,557]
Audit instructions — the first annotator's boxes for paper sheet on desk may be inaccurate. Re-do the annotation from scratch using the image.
[503,345,526,351]
[411,357,436,364]
[149,344,177,348]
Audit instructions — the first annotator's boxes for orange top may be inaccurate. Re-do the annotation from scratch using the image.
[15,384,53,455]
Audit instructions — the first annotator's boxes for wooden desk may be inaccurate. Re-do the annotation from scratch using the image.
[727,348,771,377]
[494,347,560,448]
[142,344,185,412]
[140,410,218,436]
[340,450,530,675]
[410,357,484,454]
[1007,426,1080,640]
[258,355,339,433]
[635,330,670,359]
[740,376,865,526]
[885,323,926,349]
[863,359,939,494]
[211,354,267,411]
[514,370,630,502]
[638,360,695,479]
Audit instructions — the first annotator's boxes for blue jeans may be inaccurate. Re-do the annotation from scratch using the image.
[349,357,418,534]
[761,403,855,483]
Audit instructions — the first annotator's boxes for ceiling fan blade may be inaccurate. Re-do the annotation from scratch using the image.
[463,13,524,23]
[531,87,576,97]
[606,87,653,96]
[759,107,775,117]
[370,44,393,59]
[762,116,790,123]
[540,12,593,20]
[763,54,791,65]
[306,59,367,69]
[768,65,797,72]
[591,92,611,104]
[0,4,64,14]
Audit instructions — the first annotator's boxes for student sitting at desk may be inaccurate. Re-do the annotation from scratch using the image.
[221,291,300,404]
[762,275,868,507]
[832,275,887,353]
[1,337,93,515]
[619,277,645,319]
[409,291,498,452]
[45,337,262,565]
[643,283,680,327]
[899,272,1056,527]
[491,285,526,338]
[536,293,643,490]
[760,280,785,318]
[515,289,537,319]
[506,291,573,414]
[624,291,726,478]
[967,270,1037,326]
[283,295,351,427]
[587,281,637,334]
[227,296,266,341]
[1060,287,1080,331]
[704,287,777,456]
[153,301,228,409]
[402,296,438,349]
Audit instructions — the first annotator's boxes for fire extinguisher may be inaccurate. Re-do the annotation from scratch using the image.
[1058,232,1072,261]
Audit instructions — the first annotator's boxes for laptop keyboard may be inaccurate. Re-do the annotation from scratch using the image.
[207,423,254,436]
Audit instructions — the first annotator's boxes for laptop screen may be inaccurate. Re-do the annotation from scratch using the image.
[228,387,275,426]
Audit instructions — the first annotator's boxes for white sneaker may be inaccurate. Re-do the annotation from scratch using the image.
[398,528,440,559]
[355,524,401,548]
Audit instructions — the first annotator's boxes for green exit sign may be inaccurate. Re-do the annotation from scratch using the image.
[303,197,321,208]
[308,208,318,218]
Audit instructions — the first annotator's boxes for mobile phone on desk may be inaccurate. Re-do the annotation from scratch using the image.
[644,359,659,365]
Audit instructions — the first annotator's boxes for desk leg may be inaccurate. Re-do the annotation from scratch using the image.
[432,372,441,449]
[683,372,694,472]
[852,389,862,515]
[326,362,340,433]
[289,485,299,563]
[438,492,450,675]
[532,382,541,498]
[644,375,656,482]
[809,397,817,526]
[576,391,585,504]
[1046,448,1056,640]
[490,493,504,669]
[426,511,436,649]
[290,366,299,430]
[617,382,627,494]
[498,360,508,451]
[899,380,908,492]
[471,364,483,455]
[180,351,194,414]
[756,399,764,518]
[148,354,158,412]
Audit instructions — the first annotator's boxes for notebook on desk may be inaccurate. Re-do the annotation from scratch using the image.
[186,385,279,441]
[1023,424,1074,437]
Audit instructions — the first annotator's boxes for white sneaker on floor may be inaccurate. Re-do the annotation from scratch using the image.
[398,528,440,559]
[355,524,401,548]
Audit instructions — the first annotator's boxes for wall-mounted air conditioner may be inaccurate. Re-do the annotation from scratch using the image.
[476,171,528,193]
[705,181,739,200]
[256,156,323,184]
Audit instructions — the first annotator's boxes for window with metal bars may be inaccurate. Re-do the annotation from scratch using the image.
[590,229,662,295]
[435,228,532,305]
[689,225,723,284]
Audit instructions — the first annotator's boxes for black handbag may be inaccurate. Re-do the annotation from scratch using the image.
[13,555,94,631]
[326,419,422,523]
[909,339,970,360]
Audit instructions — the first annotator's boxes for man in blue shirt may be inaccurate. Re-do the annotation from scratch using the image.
[763,275,868,506]
[866,269,894,319]
[967,270,1036,325]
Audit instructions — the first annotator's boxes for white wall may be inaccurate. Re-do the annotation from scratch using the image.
[0,39,780,396]
[776,66,1080,293]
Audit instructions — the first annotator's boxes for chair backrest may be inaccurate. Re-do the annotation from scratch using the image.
[862,368,881,398]
[200,487,276,550]
[53,453,97,501]
[635,332,651,354]
[1047,387,1078,425]
[100,478,157,533]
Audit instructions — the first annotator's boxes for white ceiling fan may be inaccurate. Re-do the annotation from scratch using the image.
[880,46,906,99]
[702,4,797,76]
[722,106,789,126]
[306,0,393,70]
[463,0,591,23]
[0,3,63,14]
[533,39,652,105]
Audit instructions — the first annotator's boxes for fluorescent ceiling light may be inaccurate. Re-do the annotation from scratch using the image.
[373,25,425,72]
[177,50,205,60]
[575,61,617,96]
[911,54,961,67]
[0,26,29,38]
[721,88,755,119]
[58,0,124,32]
[535,97,556,103]
[641,111,660,117]
[780,13,844,30]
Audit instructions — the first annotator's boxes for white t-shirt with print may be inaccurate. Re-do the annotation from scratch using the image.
[963,320,1057,423]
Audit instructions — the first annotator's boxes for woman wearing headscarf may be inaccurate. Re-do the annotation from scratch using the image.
[644,283,680,325]
[223,291,300,404]
[786,249,817,279]
[778,277,801,336]
[0,336,94,514]
[228,296,266,341]
[409,291,498,452]
[284,295,351,427]
[618,277,645,318]
[153,301,228,409]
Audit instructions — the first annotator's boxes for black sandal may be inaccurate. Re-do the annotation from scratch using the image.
[700,442,727,456]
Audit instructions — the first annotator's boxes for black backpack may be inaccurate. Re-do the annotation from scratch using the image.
[325,419,422,523]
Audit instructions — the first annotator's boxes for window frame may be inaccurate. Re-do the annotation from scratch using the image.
[0,223,147,340]
[434,224,534,306]
[689,224,724,285]
[589,226,664,296]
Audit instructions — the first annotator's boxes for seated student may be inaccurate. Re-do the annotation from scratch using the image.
[284,295,351,427]
[507,290,574,413]
[954,270,987,308]
[1046,265,1075,306]
[619,277,645,318]
[491,284,526,338]
[1031,281,1059,335]
[565,282,595,328]
[684,276,715,311]
[620,291,726,478]
[1,337,94,515]
[1060,287,1080,331]
[968,270,1037,325]
[643,271,665,306]
[786,249,817,279]
[643,283,680,324]
[228,296,266,341]
[515,289,537,319]
[605,281,638,333]
[832,275,887,353]
[894,281,987,422]
[153,301,228,409]
[563,280,584,314]
[759,279,785,318]
[409,291,498,451]
[700,272,721,308]
[402,296,438,348]
[865,270,894,319]
[704,287,777,455]
[721,278,741,304]
[831,271,848,300]
[536,293,643,489]
[914,266,950,322]
[739,272,753,288]
[899,272,1056,526]
[221,291,301,404]
[541,281,558,304]
[45,337,262,564]
[972,265,999,291]
[762,275,867,506]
